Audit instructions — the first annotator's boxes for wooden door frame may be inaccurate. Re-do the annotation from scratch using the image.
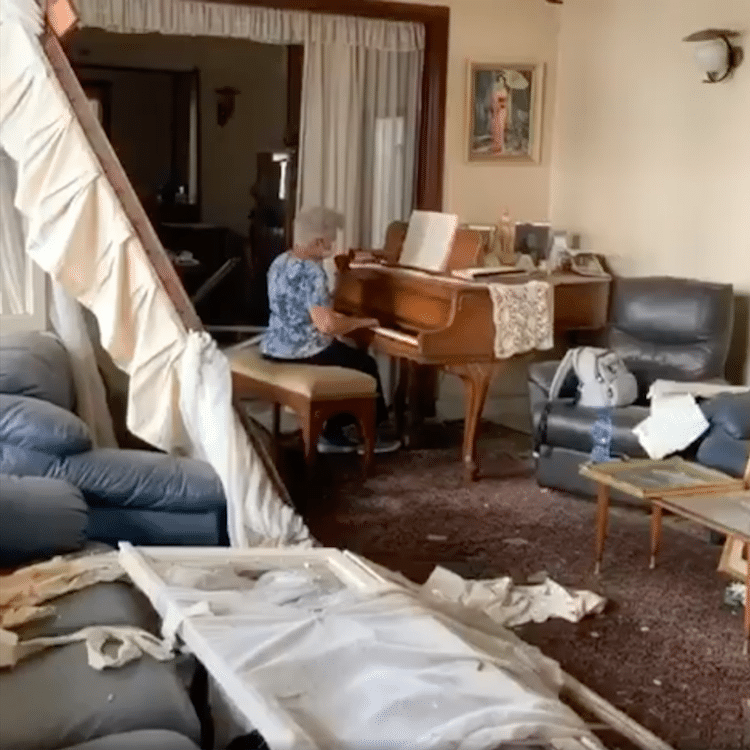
[198,0,449,212]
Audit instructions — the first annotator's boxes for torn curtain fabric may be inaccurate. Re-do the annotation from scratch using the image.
[0,553,125,629]
[0,0,309,546]
[0,624,172,669]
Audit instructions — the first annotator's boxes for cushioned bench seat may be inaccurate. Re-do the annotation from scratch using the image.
[229,347,377,471]
[230,348,377,399]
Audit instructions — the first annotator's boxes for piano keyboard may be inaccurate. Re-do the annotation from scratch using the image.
[373,327,419,347]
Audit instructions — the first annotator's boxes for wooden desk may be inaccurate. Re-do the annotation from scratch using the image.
[649,492,750,654]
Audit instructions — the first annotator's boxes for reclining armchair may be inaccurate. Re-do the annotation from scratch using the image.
[528,276,735,499]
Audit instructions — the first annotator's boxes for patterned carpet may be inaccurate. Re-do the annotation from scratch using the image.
[273,420,747,750]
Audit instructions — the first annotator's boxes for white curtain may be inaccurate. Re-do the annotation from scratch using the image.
[298,41,422,249]
[1,0,309,546]
[49,280,119,448]
[0,149,28,315]
[75,0,425,250]
[2,133,117,447]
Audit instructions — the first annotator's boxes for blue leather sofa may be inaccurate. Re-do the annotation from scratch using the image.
[0,331,228,564]
[697,392,750,479]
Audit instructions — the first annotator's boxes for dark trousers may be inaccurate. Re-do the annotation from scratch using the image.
[264,340,388,434]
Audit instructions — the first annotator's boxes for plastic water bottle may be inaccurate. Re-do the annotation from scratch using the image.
[590,408,613,463]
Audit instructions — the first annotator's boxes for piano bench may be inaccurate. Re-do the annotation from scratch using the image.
[228,347,377,473]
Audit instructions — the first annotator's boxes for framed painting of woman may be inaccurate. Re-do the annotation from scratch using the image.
[467,62,544,162]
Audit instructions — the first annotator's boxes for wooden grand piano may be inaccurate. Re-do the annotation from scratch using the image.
[333,222,611,482]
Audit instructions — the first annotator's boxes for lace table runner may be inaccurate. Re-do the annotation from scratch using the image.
[488,280,554,359]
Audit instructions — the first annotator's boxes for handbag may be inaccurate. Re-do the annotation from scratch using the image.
[535,347,638,456]
[572,347,638,409]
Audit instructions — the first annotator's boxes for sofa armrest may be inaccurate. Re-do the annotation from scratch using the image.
[528,361,561,399]
[696,430,750,479]
[0,474,88,567]
[700,392,750,440]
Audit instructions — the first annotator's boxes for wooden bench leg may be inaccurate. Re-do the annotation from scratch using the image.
[302,403,331,470]
[271,403,281,462]
[354,399,376,477]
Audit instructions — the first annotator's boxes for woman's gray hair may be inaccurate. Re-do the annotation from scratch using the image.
[293,206,345,248]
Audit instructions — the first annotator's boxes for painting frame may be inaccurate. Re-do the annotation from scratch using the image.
[467,61,545,163]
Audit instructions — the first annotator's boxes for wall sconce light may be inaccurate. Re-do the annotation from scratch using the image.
[215,86,240,127]
[683,29,742,83]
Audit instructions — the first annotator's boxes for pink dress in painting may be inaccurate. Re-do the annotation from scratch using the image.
[490,82,509,154]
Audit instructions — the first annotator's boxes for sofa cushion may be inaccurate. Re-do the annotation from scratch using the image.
[59,449,226,513]
[607,277,734,395]
[0,641,201,750]
[696,429,750,479]
[0,474,88,567]
[0,331,75,411]
[527,360,578,399]
[14,582,159,640]
[59,730,200,750]
[701,392,750,441]
[542,400,649,459]
[86,507,224,547]
[230,347,377,399]
[0,443,61,476]
[0,393,92,455]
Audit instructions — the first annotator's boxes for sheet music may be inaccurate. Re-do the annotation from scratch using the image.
[399,210,459,272]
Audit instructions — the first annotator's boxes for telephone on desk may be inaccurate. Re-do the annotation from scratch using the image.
[569,251,607,277]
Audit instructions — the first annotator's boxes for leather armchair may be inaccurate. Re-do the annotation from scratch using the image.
[528,276,735,500]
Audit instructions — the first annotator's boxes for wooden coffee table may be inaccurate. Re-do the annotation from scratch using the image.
[579,458,745,575]
[648,491,750,654]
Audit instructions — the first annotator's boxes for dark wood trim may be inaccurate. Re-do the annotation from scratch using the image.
[73,62,195,75]
[194,66,203,220]
[180,0,449,211]
[285,44,303,149]
[79,79,112,137]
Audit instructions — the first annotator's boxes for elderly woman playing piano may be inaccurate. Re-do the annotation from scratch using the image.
[260,206,400,454]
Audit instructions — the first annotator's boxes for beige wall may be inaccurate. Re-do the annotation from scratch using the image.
[400,0,562,225]
[69,30,287,236]
[549,0,750,381]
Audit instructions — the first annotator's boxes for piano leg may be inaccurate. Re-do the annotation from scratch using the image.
[448,363,495,483]
[393,358,409,446]
[394,358,421,448]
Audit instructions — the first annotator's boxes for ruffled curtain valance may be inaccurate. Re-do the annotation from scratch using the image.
[77,0,425,51]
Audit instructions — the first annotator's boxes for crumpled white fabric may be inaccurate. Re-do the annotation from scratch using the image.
[0,553,125,629]
[0,624,172,669]
[421,567,606,628]
[179,332,310,547]
[0,0,309,546]
[118,546,602,750]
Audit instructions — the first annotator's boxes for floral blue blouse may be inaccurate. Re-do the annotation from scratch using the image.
[260,252,333,359]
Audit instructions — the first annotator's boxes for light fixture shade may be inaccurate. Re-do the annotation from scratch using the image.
[693,38,729,77]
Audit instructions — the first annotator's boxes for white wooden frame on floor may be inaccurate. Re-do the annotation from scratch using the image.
[118,544,676,750]
[119,544,390,750]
